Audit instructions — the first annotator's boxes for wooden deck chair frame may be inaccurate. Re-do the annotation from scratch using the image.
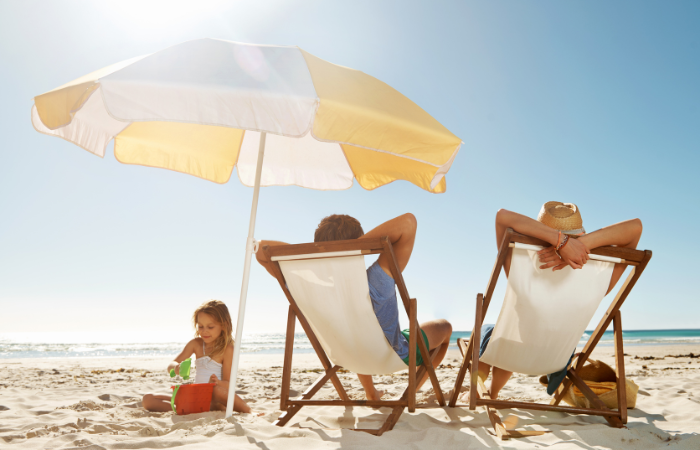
[262,237,446,436]
[448,228,652,440]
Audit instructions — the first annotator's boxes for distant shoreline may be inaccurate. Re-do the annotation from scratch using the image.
[2,329,700,359]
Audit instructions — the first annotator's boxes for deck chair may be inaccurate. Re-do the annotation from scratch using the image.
[262,237,446,436]
[449,228,652,440]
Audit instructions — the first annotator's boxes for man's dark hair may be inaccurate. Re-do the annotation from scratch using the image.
[314,214,364,242]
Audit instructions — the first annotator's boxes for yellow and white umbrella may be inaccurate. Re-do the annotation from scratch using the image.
[31,38,462,417]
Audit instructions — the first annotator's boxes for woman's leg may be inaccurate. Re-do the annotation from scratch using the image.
[489,367,513,398]
[416,319,452,389]
[142,394,173,412]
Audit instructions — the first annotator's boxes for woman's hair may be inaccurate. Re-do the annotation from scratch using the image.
[314,214,364,242]
[192,300,234,359]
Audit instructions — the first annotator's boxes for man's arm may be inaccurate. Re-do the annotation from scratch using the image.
[255,240,289,277]
[360,213,417,278]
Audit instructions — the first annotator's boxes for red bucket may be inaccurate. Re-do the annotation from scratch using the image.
[170,383,215,415]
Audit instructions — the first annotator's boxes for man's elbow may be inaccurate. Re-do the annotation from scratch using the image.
[398,213,417,231]
[631,218,643,238]
[496,209,512,225]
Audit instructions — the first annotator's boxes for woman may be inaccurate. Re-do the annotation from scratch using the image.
[480,202,643,398]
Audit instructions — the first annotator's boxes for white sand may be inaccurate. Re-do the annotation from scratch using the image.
[1,345,699,449]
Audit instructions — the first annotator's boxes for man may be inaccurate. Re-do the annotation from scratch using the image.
[255,213,452,400]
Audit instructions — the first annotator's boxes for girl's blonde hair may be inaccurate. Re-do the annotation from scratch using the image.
[193,300,234,359]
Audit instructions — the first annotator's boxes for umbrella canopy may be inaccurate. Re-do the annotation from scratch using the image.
[32,38,461,193]
[31,38,462,418]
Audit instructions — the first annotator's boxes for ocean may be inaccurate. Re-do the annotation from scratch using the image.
[1,329,699,359]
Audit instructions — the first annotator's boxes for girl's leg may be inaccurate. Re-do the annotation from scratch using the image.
[209,375,252,413]
[142,394,173,412]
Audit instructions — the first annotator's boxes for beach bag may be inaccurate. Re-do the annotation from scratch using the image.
[539,359,639,410]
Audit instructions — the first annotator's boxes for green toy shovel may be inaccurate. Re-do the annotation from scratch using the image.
[169,358,191,412]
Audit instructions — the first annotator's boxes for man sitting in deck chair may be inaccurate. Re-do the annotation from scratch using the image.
[256,213,453,401]
[478,202,643,399]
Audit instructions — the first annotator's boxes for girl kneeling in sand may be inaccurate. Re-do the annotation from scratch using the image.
[142,300,252,413]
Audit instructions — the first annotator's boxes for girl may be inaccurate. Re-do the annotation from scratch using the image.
[142,300,252,413]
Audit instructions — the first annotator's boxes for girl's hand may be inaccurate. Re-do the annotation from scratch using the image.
[167,361,180,376]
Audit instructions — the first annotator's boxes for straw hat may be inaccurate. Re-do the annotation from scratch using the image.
[537,201,586,235]
[538,359,639,409]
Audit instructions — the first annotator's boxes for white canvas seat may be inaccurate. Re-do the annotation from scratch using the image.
[480,246,614,375]
[264,238,445,436]
[450,229,652,440]
[279,255,407,375]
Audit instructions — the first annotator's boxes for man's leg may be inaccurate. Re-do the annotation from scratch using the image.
[358,374,384,401]
[416,319,452,390]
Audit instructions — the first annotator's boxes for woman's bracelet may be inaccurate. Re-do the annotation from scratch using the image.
[557,234,570,252]
[556,231,563,248]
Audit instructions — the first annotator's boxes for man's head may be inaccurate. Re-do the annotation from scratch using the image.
[314,214,364,242]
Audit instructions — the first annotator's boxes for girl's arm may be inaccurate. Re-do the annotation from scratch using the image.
[166,339,198,375]
[220,344,234,382]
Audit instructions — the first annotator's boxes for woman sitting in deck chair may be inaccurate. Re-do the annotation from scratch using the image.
[480,202,643,399]
[255,213,453,401]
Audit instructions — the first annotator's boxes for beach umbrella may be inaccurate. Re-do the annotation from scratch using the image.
[31,38,463,417]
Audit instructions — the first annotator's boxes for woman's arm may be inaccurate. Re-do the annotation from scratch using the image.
[495,209,590,273]
[580,219,643,294]
[255,240,289,277]
[167,339,198,375]
[533,218,642,293]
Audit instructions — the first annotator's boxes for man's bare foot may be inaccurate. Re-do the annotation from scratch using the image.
[365,389,385,401]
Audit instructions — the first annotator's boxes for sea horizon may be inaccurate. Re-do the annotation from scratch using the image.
[2,329,699,359]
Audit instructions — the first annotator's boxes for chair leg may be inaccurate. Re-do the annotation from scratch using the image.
[469,294,483,410]
[408,298,417,413]
[280,306,295,411]
[449,338,471,406]
[274,365,340,427]
[614,311,628,424]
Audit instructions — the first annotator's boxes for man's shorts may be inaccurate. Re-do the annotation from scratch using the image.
[400,329,430,366]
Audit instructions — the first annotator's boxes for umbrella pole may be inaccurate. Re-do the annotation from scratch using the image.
[225,131,266,418]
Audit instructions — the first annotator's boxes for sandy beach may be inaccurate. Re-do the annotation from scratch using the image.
[1,344,699,449]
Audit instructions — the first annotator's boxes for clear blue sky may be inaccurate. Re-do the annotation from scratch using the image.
[1,1,698,340]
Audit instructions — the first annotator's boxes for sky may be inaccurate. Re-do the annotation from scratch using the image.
[1,1,699,342]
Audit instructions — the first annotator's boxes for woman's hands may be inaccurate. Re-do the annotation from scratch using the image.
[537,237,590,271]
